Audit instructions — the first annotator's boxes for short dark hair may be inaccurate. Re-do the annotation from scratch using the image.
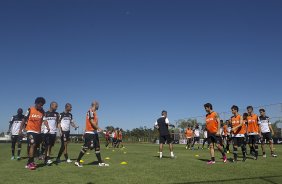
[243,113,248,119]
[247,106,253,110]
[204,103,213,110]
[35,97,46,105]
[65,103,72,109]
[161,110,167,115]
[50,101,57,108]
[259,108,265,112]
[231,105,239,112]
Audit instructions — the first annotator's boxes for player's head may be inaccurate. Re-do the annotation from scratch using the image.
[91,101,99,111]
[204,103,213,113]
[247,106,253,114]
[35,97,46,110]
[50,101,58,111]
[161,110,167,118]
[231,105,239,115]
[243,113,248,120]
[226,120,230,125]
[220,120,224,126]
[17,108,23,115]
[259,108,266,116]
[65,103,72,112]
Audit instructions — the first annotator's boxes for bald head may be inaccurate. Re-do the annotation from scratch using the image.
[91,101,99,111]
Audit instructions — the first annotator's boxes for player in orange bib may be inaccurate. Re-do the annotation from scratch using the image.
[247,106,259,160]
[117,128,124,148]
[75,101,109,167]
[185,127,193,150]
[230,105,247,162]
[19,97,49,170]
[204,103,227,164]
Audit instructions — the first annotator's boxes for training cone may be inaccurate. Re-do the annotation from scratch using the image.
[124,152,127,154]
[120,161,128,165]
[195,155,199,157]
[86,152,90,155]
[112,150,115,152]
[105,157,110,160]
[80,160,84,163]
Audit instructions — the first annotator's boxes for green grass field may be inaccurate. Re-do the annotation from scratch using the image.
[0,143,281,184]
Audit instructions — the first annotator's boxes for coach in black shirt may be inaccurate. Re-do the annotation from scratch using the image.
[155,110,175,159]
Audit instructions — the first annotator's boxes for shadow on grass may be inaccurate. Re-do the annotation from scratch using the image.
[173,175,282,184]
[85,161,100,165]
[153,156,172,159]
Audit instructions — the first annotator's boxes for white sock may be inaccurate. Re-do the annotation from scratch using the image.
[171,152,174,157]
[160,152,163,158]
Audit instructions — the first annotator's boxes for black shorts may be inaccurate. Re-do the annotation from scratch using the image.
[186,138,193,143]
[159,135,172,144]
[232,137,245,147]
[61,131,70,142]
[113,138,118,144]
[248,135,259,145]
[194,137,200,142]
[84,133,100,150]
[261,132,273,142]
[207,133,222,145]
[45,134,56,147]
[11,135,22,146]
[27,132,40,146]
[118,139,122,143]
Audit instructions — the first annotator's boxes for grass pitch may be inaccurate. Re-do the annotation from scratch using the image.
[0,143,281,184]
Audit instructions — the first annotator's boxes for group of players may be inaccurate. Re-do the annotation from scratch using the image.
[154,103,278,164]
[8,97,109,170]
[185,103,277,164]
[104,128,124,149]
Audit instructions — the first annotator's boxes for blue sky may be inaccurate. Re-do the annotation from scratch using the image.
[0,0,281,133]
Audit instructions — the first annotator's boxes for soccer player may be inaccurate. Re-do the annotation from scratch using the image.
[258,109,277,158]
[192,124,200,150]
[247,106,260,160]
[19,97,49,170]
[201,128,208,149]
[75,101,109,167]
[230,105,247,162]
[154,110,175,159]
[42,101,59,165]
[8,108,25,160]
[56,103,79,163]
[225,120,232,153]
[117,128,124,148]
[204,103,227,164]
[185,127,193,150]
[104,130,111,148]
[242,113,249,155]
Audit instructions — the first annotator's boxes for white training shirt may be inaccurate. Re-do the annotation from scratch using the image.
[10,117,22,136]
[258,116,271,133]
[194,129,200,137]
[60,112,73,132]
[204,131,208,139]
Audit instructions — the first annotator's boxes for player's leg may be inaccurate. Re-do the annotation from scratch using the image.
[268,133,277,157]
[75,134,91,167]
[56,133,66,162]
[17,136,22,160]
[94,134,109,166]
[261,134,266,157]
[254,135,259,160]
[11,136,16,160]
[215,136,227,163]
[26,133,37,170]
[168,135,175,158]
[159,136,165,158]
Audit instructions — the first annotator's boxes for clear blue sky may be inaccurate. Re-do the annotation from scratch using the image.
[0,0,281,133]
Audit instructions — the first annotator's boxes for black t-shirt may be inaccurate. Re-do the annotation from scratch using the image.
[156,117,169,136]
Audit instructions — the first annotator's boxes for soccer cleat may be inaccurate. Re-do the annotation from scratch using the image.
[171,155,176,159]
[31,162,37,167]
[243,157,247,162]
[271,154,277,157]
[25,163,36,170]
[66,159,72,163]
[56,158,61,163]
[17,156,21,160]
[98,163,109,167]
[185,146,188,150]
[226,151,230,154]
[223,155,227,163]
[46,160,53,165]
[253,156,258,160]
[207,160,216,165]
[11,156,15,160]
[75,161,83,167]
[263,154,267,158]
